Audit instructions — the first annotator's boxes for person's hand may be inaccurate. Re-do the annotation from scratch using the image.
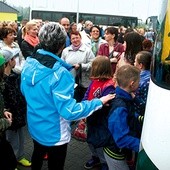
[131,92,135,99]
[73,64,80,70]
[110,58,118,63]
[4,111,12,125]
[100,93,116,105]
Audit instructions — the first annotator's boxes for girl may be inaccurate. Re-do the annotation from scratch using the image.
[84,56,115,170]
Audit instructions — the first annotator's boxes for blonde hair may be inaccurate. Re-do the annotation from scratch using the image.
[85,20,93,28]
[22,20,37,38]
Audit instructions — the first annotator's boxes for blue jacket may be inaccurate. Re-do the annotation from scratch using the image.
[21,49,103,146]
[134,70,151,116]
[106,86,140,153]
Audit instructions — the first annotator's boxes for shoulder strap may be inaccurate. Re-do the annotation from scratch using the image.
[75,64,82,86]
[108,96,127,118]
[109,50,114,59]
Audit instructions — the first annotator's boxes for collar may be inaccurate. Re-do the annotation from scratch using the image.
[68,43,86,52]
[115,86,132,101]
[37,49,73,71]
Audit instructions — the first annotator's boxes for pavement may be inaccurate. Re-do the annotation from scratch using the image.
[17,125,101,170]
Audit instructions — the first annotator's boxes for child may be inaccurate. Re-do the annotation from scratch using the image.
[83,56,115,170]
[133,51,152,116]
[103,65,142,170]
[0,47,31,167]
[0,54,17,170]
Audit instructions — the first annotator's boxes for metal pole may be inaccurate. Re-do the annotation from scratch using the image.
[76,0,79,25]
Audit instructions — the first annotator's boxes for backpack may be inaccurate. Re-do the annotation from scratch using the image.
[86,96,127,148]
[87,96,143,148]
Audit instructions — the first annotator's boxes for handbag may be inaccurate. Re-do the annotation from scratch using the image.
[72,119,87,142]
[74,64,85,102]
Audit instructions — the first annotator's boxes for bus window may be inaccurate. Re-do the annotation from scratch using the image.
[95,15,108,25]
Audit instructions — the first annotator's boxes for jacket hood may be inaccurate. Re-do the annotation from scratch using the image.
[21,49,73,86]
[22,57,55,86]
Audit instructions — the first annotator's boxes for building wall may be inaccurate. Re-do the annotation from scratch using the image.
[0,12,17,21]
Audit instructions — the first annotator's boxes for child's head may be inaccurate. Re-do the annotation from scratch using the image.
[134,51,152,70]
[116,65,140,92]
[0,54,5,81]
[0,47,19,68]
[142,39,153,52]
[90,56,113,80]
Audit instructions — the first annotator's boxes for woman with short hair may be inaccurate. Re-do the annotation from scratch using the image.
[62,31,95,101]
[21,22,114,170]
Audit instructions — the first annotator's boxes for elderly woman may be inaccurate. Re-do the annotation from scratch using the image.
[0,26,18,49]
[0,26,25,73]
[61,31,95,101]
[21,22,114,170]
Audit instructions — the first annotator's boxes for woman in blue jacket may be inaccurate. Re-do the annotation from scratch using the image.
[20,22,114,170]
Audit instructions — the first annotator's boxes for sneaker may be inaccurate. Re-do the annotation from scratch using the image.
[44,153,48,160]
[18,158,31,167]
[84,156,101,169]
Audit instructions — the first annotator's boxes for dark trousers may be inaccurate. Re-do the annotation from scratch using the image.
[31,140,68,170]
[0,137,17,170]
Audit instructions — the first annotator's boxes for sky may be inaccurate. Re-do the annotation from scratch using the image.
[5,0,162,21]
[6,0,31,8]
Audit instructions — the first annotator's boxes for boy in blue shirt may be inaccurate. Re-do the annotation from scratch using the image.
[133,51,152,116]
[104,65,143,170]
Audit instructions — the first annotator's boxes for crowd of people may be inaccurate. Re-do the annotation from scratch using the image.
[0,17,154,170]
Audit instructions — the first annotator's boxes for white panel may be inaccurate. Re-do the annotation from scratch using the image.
[141,80,170,170]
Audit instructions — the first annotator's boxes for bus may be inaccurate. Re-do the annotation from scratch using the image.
[30,0,139,28]
[31,11,138,28]
[137,0,170,169]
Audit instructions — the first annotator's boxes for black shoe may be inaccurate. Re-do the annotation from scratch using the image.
[84,156,101,169]
[101,163,108,170]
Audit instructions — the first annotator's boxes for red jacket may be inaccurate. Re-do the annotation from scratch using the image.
[97,42,125,73]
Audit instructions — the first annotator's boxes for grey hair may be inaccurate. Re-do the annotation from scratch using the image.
[38,22,67,54]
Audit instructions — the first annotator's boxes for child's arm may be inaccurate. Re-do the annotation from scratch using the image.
[102,86,115,97]
[0,111,12,132]
[108,107,140,152]
[133,83,150,115]
[82,82,92,101]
